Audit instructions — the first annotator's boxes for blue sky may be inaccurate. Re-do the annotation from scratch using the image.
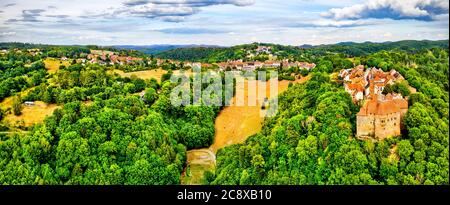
[0,0,448,46]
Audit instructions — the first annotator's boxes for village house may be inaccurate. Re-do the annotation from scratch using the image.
[215,60,314,72]
[281,61,316,70]
[109,55,119,64]
[184,62,194,68]
[76,58,87,64]
[243,63,256,71]
[256,46,271,54]
[281,60,297,69]
[216,62,228,71]
[201,63,213,69]
[298,62,316,70]
[344,83,365,102]
[263,60,281,68]
[340,65,404,102]
[85,50,144,65]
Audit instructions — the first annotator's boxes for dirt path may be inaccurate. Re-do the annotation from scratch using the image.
[181,75,310,184]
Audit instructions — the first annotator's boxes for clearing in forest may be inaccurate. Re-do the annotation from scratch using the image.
[44,58,71,74]
[112,68,192,82]
[0,87,35,110]
[2,100,93,128]
[4,101,60,127]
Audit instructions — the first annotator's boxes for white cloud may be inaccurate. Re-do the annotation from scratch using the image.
[322,0,449,21]
[143,0,254,7]
[0,32,16,36]
[110,0,255,21]
[289,18,379,28]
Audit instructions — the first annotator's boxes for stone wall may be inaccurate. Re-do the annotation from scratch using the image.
[357,112,401,140]
[357,115,375,138]
[374,112,401,140]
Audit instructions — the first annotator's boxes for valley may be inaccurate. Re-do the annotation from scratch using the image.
[181,75,310,185]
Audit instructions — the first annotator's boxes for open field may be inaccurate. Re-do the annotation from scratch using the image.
[111,68,192,82]
[44,58,71,74]
[2,99,93,128]
[211,75,311,153]
[181,75,310,184]
[0,87,35,110]
[4,101,60,127]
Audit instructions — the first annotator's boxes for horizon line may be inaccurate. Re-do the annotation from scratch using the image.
[0,38,449,48]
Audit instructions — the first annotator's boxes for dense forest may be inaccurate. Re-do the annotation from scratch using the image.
[0,48,227,184]
[0,40,448,185]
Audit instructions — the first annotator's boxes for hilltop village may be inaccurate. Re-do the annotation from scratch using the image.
[340,66,410,140]
[72,46,316,72]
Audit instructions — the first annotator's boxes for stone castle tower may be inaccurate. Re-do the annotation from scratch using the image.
[356,93,408,140]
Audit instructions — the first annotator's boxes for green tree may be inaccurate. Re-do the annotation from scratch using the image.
[13,95,23,116]
[143,87,157,105]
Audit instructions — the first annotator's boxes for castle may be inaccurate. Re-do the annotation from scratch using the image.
[340,66,409,140]
[356,93,408,140]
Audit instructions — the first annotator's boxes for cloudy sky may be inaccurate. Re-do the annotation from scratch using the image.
[0,0,448,46]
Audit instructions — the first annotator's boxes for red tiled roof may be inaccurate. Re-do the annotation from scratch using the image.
[347,83,365,92]
[357,97,407,116]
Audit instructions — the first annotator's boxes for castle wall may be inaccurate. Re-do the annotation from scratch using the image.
[357,115,375,138]
[374,112,401,140]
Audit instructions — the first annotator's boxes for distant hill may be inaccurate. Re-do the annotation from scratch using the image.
[310,40,449,56]
[156,42,303,62]
[299,44,314,49]
[113,44,221,55]
[156,40,448,62]
[2,40,448,61]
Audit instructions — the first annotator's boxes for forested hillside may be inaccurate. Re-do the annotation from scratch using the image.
[156,43,305,63]
[211,48,449,185]
[311,40,449,56]
[156,40,449,63]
